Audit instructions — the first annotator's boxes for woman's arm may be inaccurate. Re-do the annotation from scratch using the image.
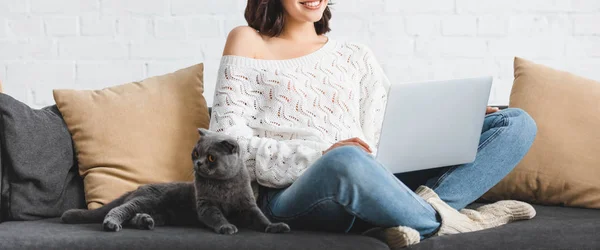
[209,28,330,188]
[208,63,330,188]
[358,46,392,156]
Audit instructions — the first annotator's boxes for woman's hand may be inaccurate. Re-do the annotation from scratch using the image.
[322,137,372,155]
[486,106,500,114]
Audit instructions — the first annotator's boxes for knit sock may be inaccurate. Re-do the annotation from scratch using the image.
[415,186,536,236]
[362,226,420,250]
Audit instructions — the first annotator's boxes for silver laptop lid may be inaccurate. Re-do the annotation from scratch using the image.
[375,76,493,174]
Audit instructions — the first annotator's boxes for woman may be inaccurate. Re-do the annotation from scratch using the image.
[209,0,537,248]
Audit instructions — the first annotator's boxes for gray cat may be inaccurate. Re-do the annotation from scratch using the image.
[61,128,290,235]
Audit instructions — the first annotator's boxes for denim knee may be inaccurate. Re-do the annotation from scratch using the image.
[317,145,375,182]
[502,108,538,142]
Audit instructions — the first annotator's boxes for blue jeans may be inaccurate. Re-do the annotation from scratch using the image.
[258,108,537,238]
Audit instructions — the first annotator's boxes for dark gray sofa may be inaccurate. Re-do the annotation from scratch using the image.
[1,96,599,250]
[1,203,599,249]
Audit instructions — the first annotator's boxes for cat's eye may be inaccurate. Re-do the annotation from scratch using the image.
[192,151,199,158]
[207,154,216,162]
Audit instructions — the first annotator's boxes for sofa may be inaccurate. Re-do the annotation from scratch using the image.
[0,103,598,250]
[0,202,598,250]
[2,202,600,249]
[2,58,600,249]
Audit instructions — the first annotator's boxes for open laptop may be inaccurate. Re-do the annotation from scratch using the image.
[375,76,493,174]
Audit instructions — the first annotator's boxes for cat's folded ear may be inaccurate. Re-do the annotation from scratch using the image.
[220,140,238,154]
[198,128,210,136]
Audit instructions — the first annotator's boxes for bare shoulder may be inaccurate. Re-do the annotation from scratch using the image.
[222,26,264,58]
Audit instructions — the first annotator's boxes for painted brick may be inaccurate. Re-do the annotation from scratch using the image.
[566,36,600,57]
[7,17,43,37]
[58,38,129,60]
[371,37,415,58]
[573,14,600,35]
[171,0,243,16]
[329,13,369,38]
[570,0,600,12]
[405,15,441,36]
[477,15,509,36]
[0,0,28,14]
[146,61,199,77]
[30,0,98,14]
[44,17,78,37]
[369,15,406,38]
[508,14,572,36]
[385,0,455,13]
[223,15,248,37]
[0,40,57,60]
[488,37,566,59]
[201,37,227,60]
[442,16,477,36]
[0,19,7,38]
[154,18,187,39]
[187,16,222,38]
[0,64,6,85]
[76,62,146,86]
[102,0,169,16]
[116,17,154,40]
[333,0,385,13]
[416,37,488,58]
[6,62,76,106]
[130,40,203,60]
[383,58,435,83]
[563,58,600,80]
[456,0,518,14]
[1,0,600,107]
[80,16,116,36]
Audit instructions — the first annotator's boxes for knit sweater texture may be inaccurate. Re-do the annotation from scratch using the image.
[208,39,391,190]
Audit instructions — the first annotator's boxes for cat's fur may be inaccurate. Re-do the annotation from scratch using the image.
[61,128,290,235]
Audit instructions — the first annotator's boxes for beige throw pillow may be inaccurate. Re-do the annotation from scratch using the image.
[482,57,600,209]
[53,63,210,209]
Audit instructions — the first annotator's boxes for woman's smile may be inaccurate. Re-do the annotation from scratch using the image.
[299,0,324,10]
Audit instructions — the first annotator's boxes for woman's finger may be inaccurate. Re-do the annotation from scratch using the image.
[338,142,371,153]
[486,106,500,114]
[343,137,371,151]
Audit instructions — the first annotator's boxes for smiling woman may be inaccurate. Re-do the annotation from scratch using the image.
[209,1,539,249]
[244,0,332,37]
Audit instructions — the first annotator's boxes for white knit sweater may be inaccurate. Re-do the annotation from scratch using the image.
[208,39,391,189]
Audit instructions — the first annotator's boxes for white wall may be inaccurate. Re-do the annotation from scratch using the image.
[1,0,599,108]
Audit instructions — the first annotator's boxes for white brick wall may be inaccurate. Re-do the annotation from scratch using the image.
[1,0,600,108]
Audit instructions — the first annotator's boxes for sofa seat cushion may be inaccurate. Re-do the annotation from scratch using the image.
[408,204,600,250]
[0,219,388,250]
[0,205,598,250]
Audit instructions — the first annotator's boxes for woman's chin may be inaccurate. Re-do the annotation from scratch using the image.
[300,14,325,23]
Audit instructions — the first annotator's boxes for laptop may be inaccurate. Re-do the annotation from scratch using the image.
[374,76,493,174]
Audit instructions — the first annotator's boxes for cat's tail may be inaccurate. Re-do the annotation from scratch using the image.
[61,192,131,224]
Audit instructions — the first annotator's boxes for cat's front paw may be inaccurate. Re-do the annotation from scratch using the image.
[265,222,290,233]
[103,219,122,232]
[131,213,155,230]
[216,224,238,235]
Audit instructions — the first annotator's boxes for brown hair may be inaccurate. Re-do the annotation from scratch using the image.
[245,0,333,37]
